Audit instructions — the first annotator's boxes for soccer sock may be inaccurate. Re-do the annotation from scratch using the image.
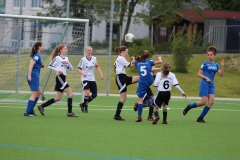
[26,100,35,113]
[199,106,210,119]
[153,110,159,118]
[68,97,73,113]
[31,97,39,111]
[115,101,124,116]
[41,98,55,108]
[189,102,197,109]
[88,96,93,103]
[137,104,143,116]
[83,96,89,106]
[149,107,153,117]
[163,109,167,121]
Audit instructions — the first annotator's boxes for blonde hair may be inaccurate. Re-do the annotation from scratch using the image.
[162,61,171,77]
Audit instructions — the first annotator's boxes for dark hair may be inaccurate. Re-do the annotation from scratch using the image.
[51,44,65,60]
[136,50,150,62]
[162,61,171,77]
[207,46,217,55]
[115,46,127,54]
[30,42,42,57]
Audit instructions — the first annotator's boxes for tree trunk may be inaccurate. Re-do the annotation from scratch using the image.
[121,0,138,45]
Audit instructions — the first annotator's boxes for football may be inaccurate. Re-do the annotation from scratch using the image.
[125,33,134,43]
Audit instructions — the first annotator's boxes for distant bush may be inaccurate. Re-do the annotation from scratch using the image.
[128,37,155,58]
[154,42,171,53]
[170,28,194,73]
[0,50,16,54]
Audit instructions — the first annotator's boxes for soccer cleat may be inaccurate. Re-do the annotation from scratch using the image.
[133,102,138,111]
[183,104,190,116]
[37,105,44,116]
[24,112,34,117]
[147,116,154,121]
[67,112,78,117]
[152,117,160,125]
[114,115,125,121]
[197,118,206,123]
[79,103,85,113]
[85,106,88,113]
[162,121,168,124]
[29,110,37,116]
[135,116,142,122]
[135,118,142,122]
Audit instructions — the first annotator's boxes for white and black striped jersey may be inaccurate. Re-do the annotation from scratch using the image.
[48,55,73,76]
[78,56,98,81]
[153,72,179,91]
[114,55,131,75]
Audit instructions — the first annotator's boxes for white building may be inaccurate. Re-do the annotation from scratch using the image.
[0,0,149,50]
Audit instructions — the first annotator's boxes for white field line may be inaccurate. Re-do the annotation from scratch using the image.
[0,105,240,112]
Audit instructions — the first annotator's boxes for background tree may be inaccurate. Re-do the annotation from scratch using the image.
[207,0,240,11]
[38,0,208,46]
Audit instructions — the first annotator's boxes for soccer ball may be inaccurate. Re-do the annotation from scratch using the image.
[125,33,134,43]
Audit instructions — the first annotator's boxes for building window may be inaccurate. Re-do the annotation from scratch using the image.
[0,0,5,7]
[31,0,43,8]
[30,21,42,41]
[14,0,26,7]
[106,23,119,41]
[160,27,167,36]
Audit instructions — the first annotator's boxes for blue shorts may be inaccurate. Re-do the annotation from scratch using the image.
[137,80,153,98]
[199,84,215,97]
[27,76,40,91]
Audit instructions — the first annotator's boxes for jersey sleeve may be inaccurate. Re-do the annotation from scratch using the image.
[48,57,59,72]
[77,58,84,69]
[216,62,220,71]
[200,62,207,71]
[32,54,40,62]
[171,73,179,86]
[95,57,99,67]
[134,60,138,66]
[150,60,155,66]
[119,57,130,67]
[153,72,161,87]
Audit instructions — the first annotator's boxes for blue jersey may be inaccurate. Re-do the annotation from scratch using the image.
[30,52,42,78]
[135,59,154,82]
[200,61,220,86]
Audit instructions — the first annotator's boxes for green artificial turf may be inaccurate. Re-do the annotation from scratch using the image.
[0,96,240,160]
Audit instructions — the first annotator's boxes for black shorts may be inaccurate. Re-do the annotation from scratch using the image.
[154,91,171,108]
[55,75,69,92]
[143,87,154,103]
[115,74,133,93]
[82,81,97,94]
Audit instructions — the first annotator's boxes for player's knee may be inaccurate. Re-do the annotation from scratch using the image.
[91,94,97,99]
[55,98,61,101]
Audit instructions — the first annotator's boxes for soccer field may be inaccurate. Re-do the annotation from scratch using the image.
[0,96,240,160]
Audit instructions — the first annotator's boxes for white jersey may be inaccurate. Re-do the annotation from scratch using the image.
[78,56,98,81]
[48,55,73,76]
[114,55,131,75]
[153,72,179,91]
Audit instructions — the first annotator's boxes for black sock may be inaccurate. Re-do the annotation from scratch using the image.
[83,96,89,106]
[68,97,72,113]
[149,107,153,117]
[41,98,55,108]
[163,110,167,121]
[115,101,124,116]
[88,96,93,103]
[154,110,159,118]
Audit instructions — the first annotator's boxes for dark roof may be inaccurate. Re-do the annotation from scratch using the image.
[176,10,240,23]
